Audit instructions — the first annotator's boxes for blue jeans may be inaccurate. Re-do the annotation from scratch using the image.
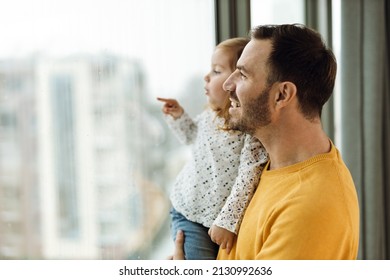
[170,207,219,260]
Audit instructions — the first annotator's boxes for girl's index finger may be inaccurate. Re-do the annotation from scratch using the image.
[156,97,172,103]
[157,97,178,107]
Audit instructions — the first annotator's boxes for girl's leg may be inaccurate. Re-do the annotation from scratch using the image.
[170,208,219,260]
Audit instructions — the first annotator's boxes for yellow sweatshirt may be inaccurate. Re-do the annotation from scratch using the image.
[218,144,359,260]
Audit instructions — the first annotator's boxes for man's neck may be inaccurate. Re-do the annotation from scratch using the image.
[257,120,331,170]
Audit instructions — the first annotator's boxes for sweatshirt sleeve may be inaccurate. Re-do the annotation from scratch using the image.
[164,111,198,145]
[213,134,269,234]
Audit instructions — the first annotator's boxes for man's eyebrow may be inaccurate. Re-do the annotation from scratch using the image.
[237,65,248,73]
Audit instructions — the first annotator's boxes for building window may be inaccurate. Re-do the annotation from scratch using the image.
[50,75,79,239]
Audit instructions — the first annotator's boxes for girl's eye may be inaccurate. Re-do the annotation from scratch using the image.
[213,70,221,75]
[240,71,247,79]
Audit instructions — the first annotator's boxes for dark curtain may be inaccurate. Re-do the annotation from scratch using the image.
[306,0,390,259]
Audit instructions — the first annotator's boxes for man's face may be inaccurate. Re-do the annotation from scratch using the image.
[223,39,274,135]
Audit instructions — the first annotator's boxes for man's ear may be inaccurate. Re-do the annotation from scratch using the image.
[275,82,297,107]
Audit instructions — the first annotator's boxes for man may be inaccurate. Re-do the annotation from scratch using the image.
[172,24,359,260]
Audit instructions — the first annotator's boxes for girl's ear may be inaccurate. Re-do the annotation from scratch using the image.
[275,82,297,107]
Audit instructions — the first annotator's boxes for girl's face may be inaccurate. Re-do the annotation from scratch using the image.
[204,48,234,110]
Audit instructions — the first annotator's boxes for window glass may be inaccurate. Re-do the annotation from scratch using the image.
[0,0,214,259]
[250,0,305,25]
[332,0,342,148]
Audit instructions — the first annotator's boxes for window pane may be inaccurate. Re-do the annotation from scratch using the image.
[332,0,342,148]
[0,0,214,259]
[250,0,305,25]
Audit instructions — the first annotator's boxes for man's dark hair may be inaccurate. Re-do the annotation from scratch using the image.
[251,24,337,119]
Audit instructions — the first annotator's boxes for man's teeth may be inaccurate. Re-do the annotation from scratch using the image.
[231,101,241,108]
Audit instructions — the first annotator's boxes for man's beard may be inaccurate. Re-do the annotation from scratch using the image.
[229,86,272,135]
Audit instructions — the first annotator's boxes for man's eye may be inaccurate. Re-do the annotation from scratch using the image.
[240,72,247,79]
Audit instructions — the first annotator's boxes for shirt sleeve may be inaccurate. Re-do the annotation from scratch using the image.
[164,111,198,145]
[213,134,269,234]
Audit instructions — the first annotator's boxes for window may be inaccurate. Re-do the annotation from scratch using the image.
[331,0,342,147]
[0,0,214,259]
[250,0,305,25]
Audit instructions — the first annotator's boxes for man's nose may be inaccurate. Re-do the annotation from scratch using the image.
[223,73,235,92]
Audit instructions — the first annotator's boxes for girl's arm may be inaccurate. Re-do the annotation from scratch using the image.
[213,134,269,234]
[157,97,198,144]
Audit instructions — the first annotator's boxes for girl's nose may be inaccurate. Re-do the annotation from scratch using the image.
[223,74,234,91]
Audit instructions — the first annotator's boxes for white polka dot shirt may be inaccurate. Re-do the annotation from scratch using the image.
[165,108,268,234]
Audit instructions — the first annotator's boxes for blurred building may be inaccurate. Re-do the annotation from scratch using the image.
[0,54,169,259]
[0,58,40,258]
